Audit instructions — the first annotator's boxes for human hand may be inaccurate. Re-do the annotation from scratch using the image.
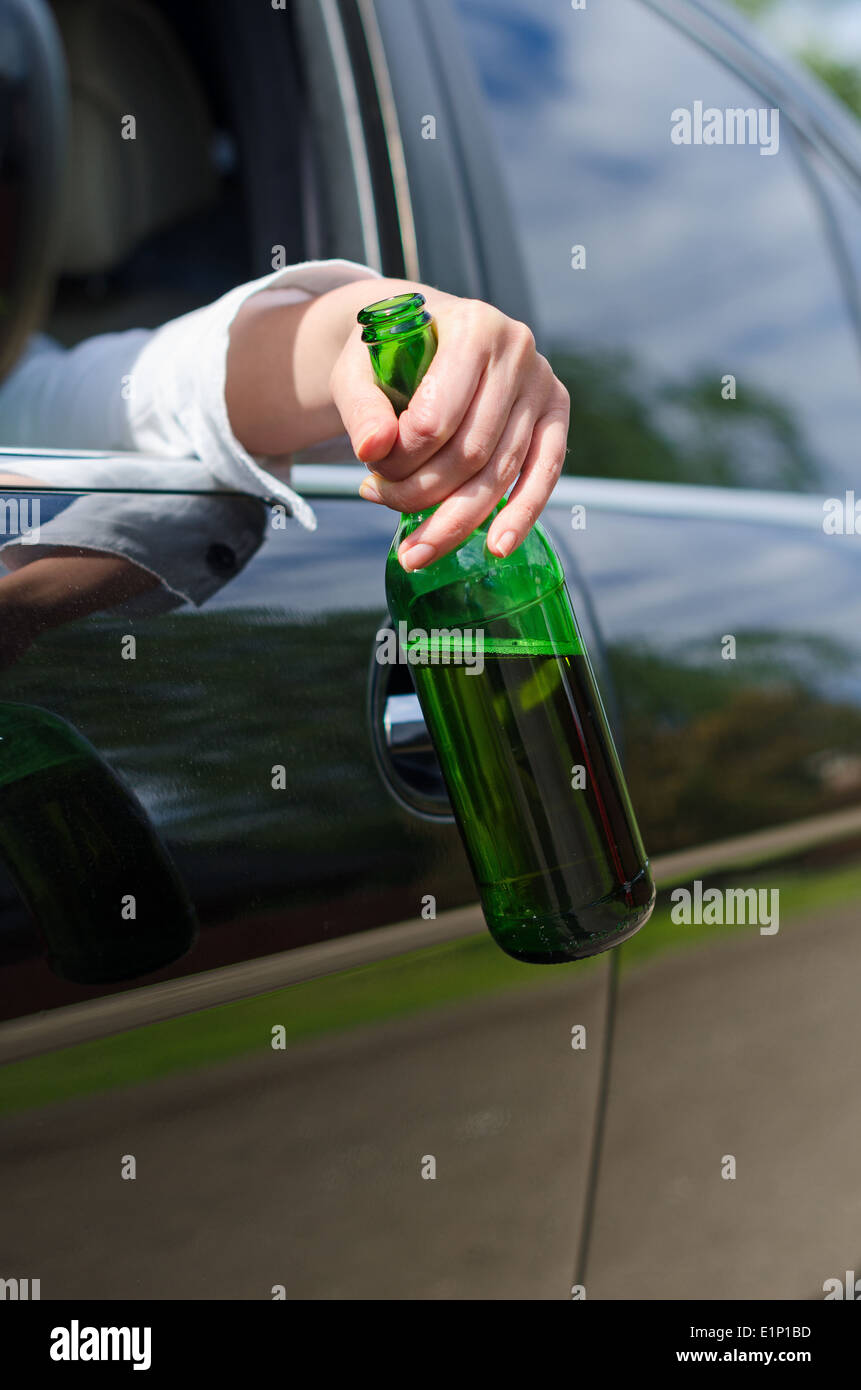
[329,292,570,570]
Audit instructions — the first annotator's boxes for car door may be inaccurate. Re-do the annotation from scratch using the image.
[0,0,611,1300]
[445,0,861,1297]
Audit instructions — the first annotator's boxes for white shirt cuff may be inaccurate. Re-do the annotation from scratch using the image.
[126,258,384,531]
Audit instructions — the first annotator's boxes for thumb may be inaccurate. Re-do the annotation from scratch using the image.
[330,331,399,465]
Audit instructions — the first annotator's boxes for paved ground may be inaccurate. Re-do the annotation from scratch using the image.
[5,899,859,1299]
[586,902,861,1299]
[2,966,608,1299]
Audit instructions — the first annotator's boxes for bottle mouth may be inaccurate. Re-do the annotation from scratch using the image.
[358,291,432,342]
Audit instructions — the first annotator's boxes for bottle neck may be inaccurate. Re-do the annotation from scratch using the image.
[358,291,432,345]
[358,291,438,417]
[358,291,506,550]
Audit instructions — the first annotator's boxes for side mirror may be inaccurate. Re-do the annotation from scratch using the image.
[0,0,68,382]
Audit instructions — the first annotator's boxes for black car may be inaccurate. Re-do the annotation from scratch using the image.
[1,0,861,1300]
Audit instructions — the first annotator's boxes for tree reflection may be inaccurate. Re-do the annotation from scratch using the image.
[610,633,861,851]
[551,349,819,491]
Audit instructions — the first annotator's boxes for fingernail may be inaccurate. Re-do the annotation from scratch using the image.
[492,529,518,557]
[399,542,436,572]
[356,431,379,460]
[359,480,382,503]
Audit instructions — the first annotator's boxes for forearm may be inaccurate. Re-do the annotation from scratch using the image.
[225,276,456,457]
[0,551,159,635]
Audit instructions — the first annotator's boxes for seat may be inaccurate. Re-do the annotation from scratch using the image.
[47,0,220,340]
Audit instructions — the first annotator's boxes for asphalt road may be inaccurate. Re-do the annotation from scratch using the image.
[2,965,608,1299]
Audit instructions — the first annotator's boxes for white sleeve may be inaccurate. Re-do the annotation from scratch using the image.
[0,489,268,614]
[0,258,384,532]
[0,330,150,454]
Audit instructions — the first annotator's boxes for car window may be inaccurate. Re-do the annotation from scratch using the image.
[2,0,372,461]
[42,0,356,351]
[455,0,861,493]
[45,0,255,346]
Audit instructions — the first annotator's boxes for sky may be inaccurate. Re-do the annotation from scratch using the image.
[749,0,861,59]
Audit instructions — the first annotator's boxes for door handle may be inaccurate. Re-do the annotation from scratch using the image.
[369,634,452,822]
[383,693,434,756]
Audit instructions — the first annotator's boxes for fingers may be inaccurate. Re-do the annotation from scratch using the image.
[329,330,399,466]
[366,322,545,511]
[363,362,521,512]
[371,302,495,482]
[396,379,568,571]
[341,290,572,565]
[331,302,497,472]
[486,382,571,557]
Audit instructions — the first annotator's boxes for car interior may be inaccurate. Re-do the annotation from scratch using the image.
[45,0,318,349]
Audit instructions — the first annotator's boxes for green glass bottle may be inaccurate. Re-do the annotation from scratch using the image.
[0,702,197,984]
[359,292,654,964]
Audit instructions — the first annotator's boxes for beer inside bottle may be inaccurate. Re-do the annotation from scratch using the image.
[359,292,655,963]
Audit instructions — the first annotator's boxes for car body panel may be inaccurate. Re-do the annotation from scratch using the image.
[2,0,861,1301]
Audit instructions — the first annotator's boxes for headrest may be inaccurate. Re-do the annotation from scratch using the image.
[52,0,217,275]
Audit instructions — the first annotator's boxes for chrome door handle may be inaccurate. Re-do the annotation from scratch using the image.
[369,629,452,822]
[383,693,434,755]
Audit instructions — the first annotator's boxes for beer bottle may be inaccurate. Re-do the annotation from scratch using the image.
[359,292,654,963]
